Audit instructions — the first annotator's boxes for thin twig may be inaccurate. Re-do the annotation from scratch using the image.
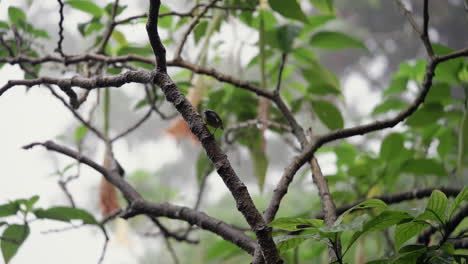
[56,0,66,57]
[173,0,220,60]
[97,0,120,54]
[275,53,287,95]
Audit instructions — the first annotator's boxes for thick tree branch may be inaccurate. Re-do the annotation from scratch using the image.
[145,1,281,262]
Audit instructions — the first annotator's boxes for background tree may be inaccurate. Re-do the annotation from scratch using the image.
[0,0,467,263]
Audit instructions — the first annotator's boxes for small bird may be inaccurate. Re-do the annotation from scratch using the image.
[203,109,223,134]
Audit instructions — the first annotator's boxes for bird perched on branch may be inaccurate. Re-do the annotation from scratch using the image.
[204,109,223,134]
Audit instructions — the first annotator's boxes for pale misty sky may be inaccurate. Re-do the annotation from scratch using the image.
[0,0,380,263]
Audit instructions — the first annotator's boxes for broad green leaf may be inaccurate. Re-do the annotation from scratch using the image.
[383,77,408,96]
[363,210,413,232]
[112,30,128,45]
[84,21,104,36]
[74,125,88,142]
[335,199,388,225]
[309,0,334,14]
[65,0,104,17]
[8,7,26,28]
[398,244,427,254]
[276,24,302,53]
[205,239,242,260]
[401,158,446,177]
[194,20,208,44]
[433,44,463,84]
[302,61,340,95]
[274,235,308,253]
[335,142,358,167]
[321,214,369,233]
[305,14,335,31]
[268,0,308,23]
[372,98,408,115]
[395,221,430,250]
[395,60,426,82]
[104,3,127,17]
[196,150,211,185]
[344,210,413,254]
[1,224,30,264]
[310,31,366,50]
[311,100,344,130]
[406,103,444,127]
[116,44,153,56]
[0,20,9,30]
[436,127,454,159]
[249,146,268,191]
[380,133,405,161]
[0,202,20,217]
[34,206,98,225]
[420,190,448,223]
[458,64,468,83]
[448,186,468,218]
[269,217,324,231]
[425,83,451,105]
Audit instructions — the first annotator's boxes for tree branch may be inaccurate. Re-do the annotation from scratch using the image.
[22,140,257,254]
[145,1,281,262]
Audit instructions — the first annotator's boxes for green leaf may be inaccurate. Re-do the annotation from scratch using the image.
[205,239,242,260]
[311,100,344,130]
[448,186,468,218]
[34,207,98,225]
[249,146,268,191]
[406,103,444,127]
[0,202,20,217]
[8,7,26,28]
[433,44,463,84]
[194,20,208,44]
[0,20,10,30]
[196,150,211,185]
[420,190,448,223]
[74,125,88,142]
[310,31,366,50]
[276,24,302,53]
[395,221,429,250]
[384,77,408,96]
[335,199,388,225]
[269,217,324,231]
[436,127,454,159]
[104,3,127,17]
[372,98,408,115]
[274,235,308,253]
[344,210,413,254]
[425,83,451,105]
[1,224,30,264]
[112,30,128,45]
[305,14,335,31]
[116,44,153,56]
[309,0,334,14]
[133,98,148,110]
[458,64,468,83]
[65,0,104,17]
[380,133,405,161]
[268,0,308,23]
[401,158,446,177]
[396,60,426,82]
